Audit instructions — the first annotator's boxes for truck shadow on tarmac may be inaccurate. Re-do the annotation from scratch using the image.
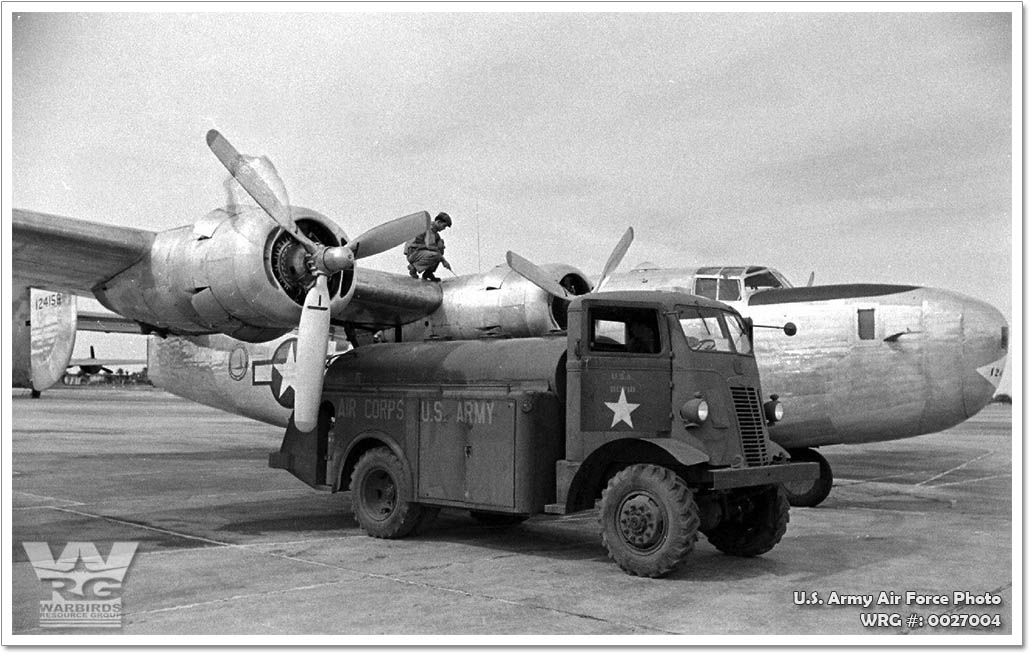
[219,501,801,582]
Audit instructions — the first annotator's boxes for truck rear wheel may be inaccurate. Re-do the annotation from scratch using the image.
[351,447,426,539]
[704,485,789,557]
[599,464,700,578]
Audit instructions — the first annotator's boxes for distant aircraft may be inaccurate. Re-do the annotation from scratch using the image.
[68,345,146,376]
[12,131,1008,508]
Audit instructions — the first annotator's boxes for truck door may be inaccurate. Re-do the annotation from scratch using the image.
[574,303,672,436]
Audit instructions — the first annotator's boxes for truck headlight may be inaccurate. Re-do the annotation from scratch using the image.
[764,396,784,423]
[680,397,709,425]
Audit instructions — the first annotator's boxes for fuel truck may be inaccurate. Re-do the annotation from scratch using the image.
[270,290,818,577]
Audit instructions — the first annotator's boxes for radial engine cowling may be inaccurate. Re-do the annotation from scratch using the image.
[402,262,591,341]
[94,206,355,342]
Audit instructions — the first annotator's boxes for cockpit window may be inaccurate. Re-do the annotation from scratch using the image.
[718,278,741,301]
[744,271,785,290]
[676,306,752,354]
[693,277,741,302]
[694,278,717,300]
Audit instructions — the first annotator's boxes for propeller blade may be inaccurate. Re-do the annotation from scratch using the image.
[347,211,430,260]
[595,226,634,291]
[293,275,332,432]
[506,251,571,299]
[206,130,318,252]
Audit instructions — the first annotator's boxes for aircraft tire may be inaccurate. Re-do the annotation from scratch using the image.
[599,464,699,578]
[704,485,789,557]
[782,448,834,507]
[350,447,426,539]
[469,511,530,527]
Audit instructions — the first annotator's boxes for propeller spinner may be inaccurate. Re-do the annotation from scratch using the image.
[206,130,429,431]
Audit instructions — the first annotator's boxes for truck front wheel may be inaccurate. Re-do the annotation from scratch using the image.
[599,464,700,578]
[704,485,789,557]
[351,447,426,539]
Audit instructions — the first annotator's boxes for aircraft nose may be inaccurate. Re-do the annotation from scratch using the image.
[961,296,1008,416]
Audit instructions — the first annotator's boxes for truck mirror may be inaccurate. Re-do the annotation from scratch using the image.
[783,322,797,337]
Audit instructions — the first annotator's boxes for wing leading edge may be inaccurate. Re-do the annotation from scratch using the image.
[13,209,156,295]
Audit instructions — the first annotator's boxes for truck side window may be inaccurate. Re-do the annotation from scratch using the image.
[589,308,662,354]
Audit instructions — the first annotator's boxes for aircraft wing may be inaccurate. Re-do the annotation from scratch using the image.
[77,309,144,334]
[15,208,443,331]
[13,209,155,295]
[343,267,444,328]
[69,356,147,367]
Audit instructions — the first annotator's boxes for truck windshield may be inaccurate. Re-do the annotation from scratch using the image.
[676,306,752,355]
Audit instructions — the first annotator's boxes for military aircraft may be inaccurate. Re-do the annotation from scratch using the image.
[12,131,1008,507]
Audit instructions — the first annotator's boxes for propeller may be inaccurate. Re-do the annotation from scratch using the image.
[595,227,634,292]
[206,130,428,431]
[506,227,635,300]
[293,275,331,431]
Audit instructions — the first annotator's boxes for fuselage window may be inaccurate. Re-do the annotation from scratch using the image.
[858,309,876,340]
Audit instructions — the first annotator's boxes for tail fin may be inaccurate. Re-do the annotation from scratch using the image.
[29,289,77,392]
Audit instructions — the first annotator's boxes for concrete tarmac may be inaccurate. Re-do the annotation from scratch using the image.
[8,388,1016,641]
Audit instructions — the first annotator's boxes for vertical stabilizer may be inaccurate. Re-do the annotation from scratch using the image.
[29,289,77,392]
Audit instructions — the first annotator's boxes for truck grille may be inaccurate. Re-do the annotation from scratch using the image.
[730,386,769,466]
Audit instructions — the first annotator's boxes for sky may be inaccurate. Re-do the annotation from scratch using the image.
[6,7,1018,387]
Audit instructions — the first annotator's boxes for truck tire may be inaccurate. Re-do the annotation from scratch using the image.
[351,447,426,539]
[782,448,833,507]
[704,485,789,557]
[599,464,700,578]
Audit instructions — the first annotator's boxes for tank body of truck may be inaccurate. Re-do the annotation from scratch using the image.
[270,290,819,577]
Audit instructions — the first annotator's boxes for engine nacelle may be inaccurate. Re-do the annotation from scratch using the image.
[94,206,356,342]
[399,263,591,340]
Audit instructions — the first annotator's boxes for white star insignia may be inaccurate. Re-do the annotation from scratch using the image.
[273,341,300,400]
[605,388,640,428]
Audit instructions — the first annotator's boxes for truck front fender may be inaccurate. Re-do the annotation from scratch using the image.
[561,437,710,513]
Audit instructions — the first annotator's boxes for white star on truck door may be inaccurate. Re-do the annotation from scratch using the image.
[605,388,640,428]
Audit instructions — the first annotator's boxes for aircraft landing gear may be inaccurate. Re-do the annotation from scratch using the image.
[782,448,833,507]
